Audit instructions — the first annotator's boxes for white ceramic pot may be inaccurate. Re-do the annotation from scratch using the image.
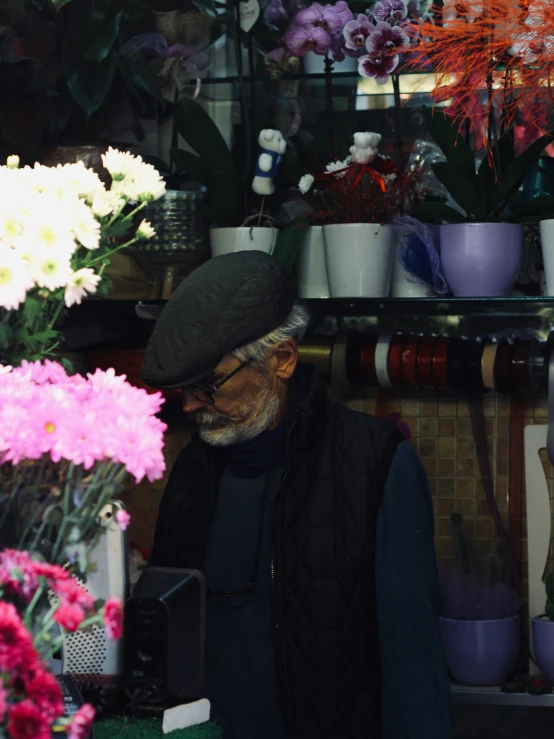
[297,226,329,299]
[210,227,278,258]
[322,223,395,298]
[540,219,554,295]
[390,256,431,298]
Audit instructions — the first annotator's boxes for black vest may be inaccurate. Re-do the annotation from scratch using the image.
[150,368,403,738]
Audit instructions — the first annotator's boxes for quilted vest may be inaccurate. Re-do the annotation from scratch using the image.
[149,367,403,738]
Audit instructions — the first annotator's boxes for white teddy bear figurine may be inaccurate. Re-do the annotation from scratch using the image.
[349,132,382,165]
[252,129,287,196]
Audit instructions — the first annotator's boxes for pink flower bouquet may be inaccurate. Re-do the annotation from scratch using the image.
[0,360,166,574]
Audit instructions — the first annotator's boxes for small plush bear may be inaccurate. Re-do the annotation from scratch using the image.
[252,129,287,196]
[349,132,382,165]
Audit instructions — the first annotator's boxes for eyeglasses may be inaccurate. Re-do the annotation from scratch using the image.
[182,359,253,405]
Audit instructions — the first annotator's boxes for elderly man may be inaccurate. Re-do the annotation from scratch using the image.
[141,251,451,739]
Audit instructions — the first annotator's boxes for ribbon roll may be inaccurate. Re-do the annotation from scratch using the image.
[417,337,438,390]
[481,341,498,391]
[547,344,554,466]
[463,339,487,393]
[432,337,450,390]
[494,339,513,395]
[401,336,421,389]
[511,340,530,395]
[345,332,365,387]
[375,333,393,389]
[360,338,378,387]
[388,335,405,388]
[446,338,466,393]
[526,339,545,396]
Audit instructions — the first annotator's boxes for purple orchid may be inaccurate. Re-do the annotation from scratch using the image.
[358,50,398,83]
[264,47,300,77]
[366,21,409,55]
[295,2,345,35]
[373,0,408,24]
[265,0,289,24]
[285,23,331,56]
[333,0,354,27]
[343,14,375,53]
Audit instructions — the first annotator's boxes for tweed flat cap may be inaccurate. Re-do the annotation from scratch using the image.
[141,251,295,389]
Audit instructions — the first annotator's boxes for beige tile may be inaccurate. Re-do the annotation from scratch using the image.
[421,456,437,477]
[457,418,473,437]
[482,395,496,418]
[438,498,456,517]
[457,478,475,497]
[437,478,456,497]
[457,400,470,417]
[401,399,419,417]
[420,437,438,456]
[457,458,475,476]
[438,458,456,477]
[457,498,476,517]
[458,438,475,458]
[420,400,438,417]
[496,438,509,457]
[534,397,549,419]
[438,400,457,418]
[435,537,456,557]
[403,417,419,436]
[363,398,376,415]
[438,419,456,437]
[497,396,510,417]
[438,437,457,457]
[420,418,438,437]
[496,456,508,477]
[475,518,494,539]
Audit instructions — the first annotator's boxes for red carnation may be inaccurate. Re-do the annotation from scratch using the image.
[103,598,123,640]
[7,699,51,739]
[67,703,95,739]
[0,602,40,676]
[26,668,64,721]
[53,578,94,611]
[53,602,85,632]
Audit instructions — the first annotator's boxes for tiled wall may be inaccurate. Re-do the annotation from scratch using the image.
[123,387,554,612]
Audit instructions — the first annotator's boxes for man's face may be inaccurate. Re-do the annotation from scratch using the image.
[181,354,281,447]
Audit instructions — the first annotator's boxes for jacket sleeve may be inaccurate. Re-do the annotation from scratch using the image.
[376,441,452,739]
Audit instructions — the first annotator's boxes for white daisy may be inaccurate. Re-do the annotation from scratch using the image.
[29,251,73,290]
[90,189,123,219]
[72,200,101,250]
[58,161,104,201]
[23,198,77,256]
[6,155,19,169]
[136,220,156,240]
[0,245,32,310]
[102,147,141,181]
[298,174,314,194]
[325,160,349,177]
[125,163,166,203]
[64,267,101,307]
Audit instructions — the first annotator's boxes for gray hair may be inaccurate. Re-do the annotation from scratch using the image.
[233,302,310,364]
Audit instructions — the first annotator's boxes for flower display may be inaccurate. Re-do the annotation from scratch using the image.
[0,548,127,739]
[0,149,165,367]
[356,1,415,84]
[0,361,165,572]
[297,132,425,224]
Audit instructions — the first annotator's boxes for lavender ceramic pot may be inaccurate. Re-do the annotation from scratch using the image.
[439,223,523,297]
[439,615,519,686]
[532,617,554,681]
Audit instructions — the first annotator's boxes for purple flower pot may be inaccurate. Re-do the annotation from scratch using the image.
[532,617,554,680]
[439,223,523,297]
[439,615,519,686]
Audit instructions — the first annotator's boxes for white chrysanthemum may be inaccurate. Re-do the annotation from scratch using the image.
[136,219,155,240]
[102,147,141,180]
[325,160,349,176]
[0,245,32,310]
[64,267,101,307]
[57,161,104,201]
[0,364,13,374]
[72,200,101,250]
[6,155,19,169]
[22,198,77,256]
[28,251,73,290]
[90,189,124,218]
[0,206,25,246]
[298,174,314,195]
[117,161,166,204]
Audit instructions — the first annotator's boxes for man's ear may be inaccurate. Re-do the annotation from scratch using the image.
[273,339,298,380]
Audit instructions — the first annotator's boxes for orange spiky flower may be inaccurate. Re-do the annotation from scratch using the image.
[406,0,554,152]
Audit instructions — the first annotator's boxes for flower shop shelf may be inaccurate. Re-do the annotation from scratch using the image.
[451,684,554,707]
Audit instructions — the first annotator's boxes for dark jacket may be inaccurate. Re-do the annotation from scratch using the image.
[150,367,404,738]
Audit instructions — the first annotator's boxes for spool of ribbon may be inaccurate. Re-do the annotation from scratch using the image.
[298,338,334,378]
[388,335,405,388]
[446,338,466,392]
[359,338,378,387]
[463,339,487,393]
[494,339,513,395]
[510,340,530,395]
[375,334,393,388]
[526,339,545,396]
[417,337,437,390]
[401,335,421,389]
[432,337,450,390]
[481,341,498,391]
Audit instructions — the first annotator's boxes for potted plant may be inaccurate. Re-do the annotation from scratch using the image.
[171,96,283,256]
[439,514,521,687]
[415,109,554,297]
[532,573,554,681]
[298,131,423,297]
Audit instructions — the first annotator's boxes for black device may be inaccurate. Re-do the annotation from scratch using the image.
[123,567,205,712]
[55,674,95,738]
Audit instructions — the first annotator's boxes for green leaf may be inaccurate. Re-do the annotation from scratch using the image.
[49,0,74,9]
[173,97,234,172]
[546,573,554,600]
[62,43,116,118]
[422,108,476,180]
[0,323,12,350]
[273,217,311,273]
[103,220,133,239]
[82,10,123,64]
[171,149,207,184]
[192,0,219,18]
[509,195,554,223]
[117,53,164,108]
[413,200,466,224]
[546,602,554,621]
[23,294,43,327]
[431,162,481,219]
[491,133,554,215]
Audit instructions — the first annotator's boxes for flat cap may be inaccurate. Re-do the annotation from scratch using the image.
[141,251,295,389]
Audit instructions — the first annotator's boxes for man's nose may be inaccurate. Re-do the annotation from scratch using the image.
[182,390,206,414]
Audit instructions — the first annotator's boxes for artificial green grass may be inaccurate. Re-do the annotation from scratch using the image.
[95,715,222,739]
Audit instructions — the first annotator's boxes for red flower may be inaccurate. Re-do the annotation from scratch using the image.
[53,602,85,632]
[0,602,39,677]
[53,578,94,611]
[0,684,8,721]
[0,550,39,602]
[25,669,64,722]
[7,700,51,739]
[67,703,95,739]
[103,598,123,640]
